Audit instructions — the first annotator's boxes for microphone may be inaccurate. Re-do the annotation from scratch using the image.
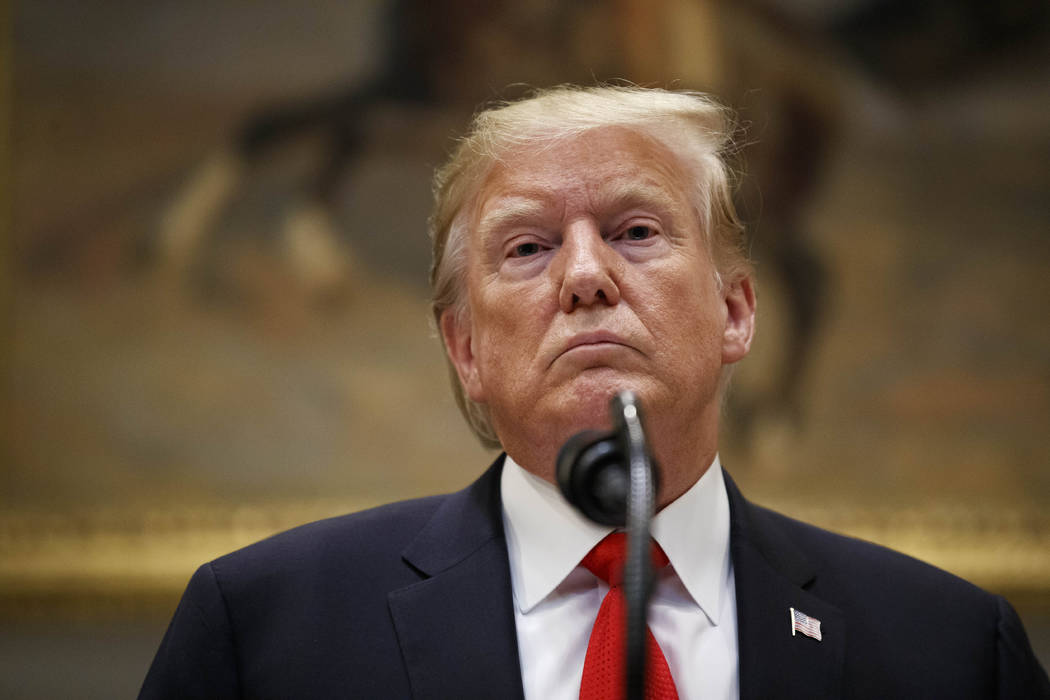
[556,429,628,526]
[557,390,658,700]
[555,397,660,527]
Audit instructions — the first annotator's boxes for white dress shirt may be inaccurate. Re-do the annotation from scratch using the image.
[501,454,739,700]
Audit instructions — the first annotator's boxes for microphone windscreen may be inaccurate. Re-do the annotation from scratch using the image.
[557,430,627,526]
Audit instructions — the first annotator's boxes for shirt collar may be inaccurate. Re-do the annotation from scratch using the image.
[650,454,732,625]
[500,452,731,625]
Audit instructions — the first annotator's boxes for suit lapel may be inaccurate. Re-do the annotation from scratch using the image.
[725,472,845,700]
[388,456,525,700]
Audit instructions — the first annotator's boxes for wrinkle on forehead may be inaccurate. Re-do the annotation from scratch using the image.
[481,179,688,229]
[474,129,699,235]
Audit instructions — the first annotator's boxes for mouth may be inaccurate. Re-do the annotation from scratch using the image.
[550,331,637,368]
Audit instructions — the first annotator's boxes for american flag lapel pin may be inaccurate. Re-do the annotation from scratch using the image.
[790,607,823,641]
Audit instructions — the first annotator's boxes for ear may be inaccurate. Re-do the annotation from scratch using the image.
[722,274,756,365]
[439,308,487,402]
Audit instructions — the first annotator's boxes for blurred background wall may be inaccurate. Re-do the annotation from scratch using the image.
[3,1,1049,696]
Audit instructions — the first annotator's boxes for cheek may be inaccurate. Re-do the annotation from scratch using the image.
[475,276,553,345]
[646,258,720,319]
[649,278,724,360]
[473,309,524,354]
[472,312,534,385]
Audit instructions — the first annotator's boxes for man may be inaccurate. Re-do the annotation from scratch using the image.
[140,86,1049,699]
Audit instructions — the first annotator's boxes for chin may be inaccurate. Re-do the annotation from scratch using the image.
[557,375,647,430]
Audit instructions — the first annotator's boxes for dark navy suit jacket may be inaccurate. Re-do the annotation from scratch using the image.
[140,456,1049,698]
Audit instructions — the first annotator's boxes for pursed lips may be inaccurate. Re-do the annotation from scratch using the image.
[547,331,640,368]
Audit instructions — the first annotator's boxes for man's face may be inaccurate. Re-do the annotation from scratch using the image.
[441,127,754,492]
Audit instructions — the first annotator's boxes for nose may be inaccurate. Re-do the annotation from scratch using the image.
[557,222,621,313]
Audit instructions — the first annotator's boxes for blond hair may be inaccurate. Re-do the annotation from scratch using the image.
[429,85,748,448]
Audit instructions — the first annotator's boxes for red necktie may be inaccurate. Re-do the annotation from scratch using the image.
[579,533,679,700]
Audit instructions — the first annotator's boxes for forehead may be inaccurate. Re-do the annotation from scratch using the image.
[473,126,695,230]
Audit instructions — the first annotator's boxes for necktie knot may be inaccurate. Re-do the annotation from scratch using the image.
[581,533,670,588]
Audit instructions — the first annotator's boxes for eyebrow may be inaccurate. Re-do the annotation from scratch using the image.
[476,195,554,238]
[475,175,688,240]
[597,178,683,217]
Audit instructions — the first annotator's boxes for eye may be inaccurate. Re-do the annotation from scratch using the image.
[624,225,655,241]
[512,242,542,257]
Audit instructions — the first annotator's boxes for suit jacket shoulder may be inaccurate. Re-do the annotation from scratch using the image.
[210,491,447,595]
[727,472,1050,699]
[140,458,525,700]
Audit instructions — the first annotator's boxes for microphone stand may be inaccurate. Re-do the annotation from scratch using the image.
[557,390,657,700]
[616,392,656,700]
